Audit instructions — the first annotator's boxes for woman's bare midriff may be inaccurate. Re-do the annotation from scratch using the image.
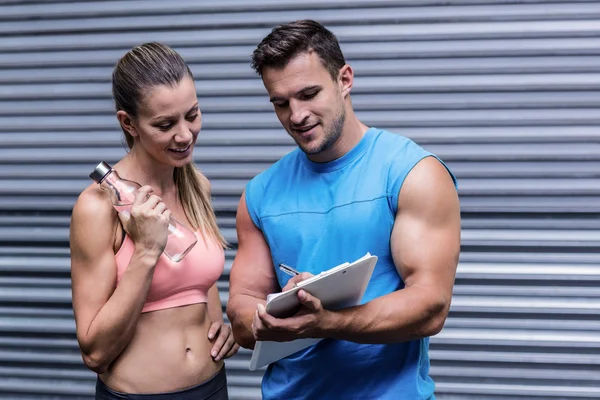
[99,303,224,394]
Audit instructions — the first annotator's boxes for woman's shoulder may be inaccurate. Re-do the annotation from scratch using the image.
[72,183,117,227]
[70,182,121,259]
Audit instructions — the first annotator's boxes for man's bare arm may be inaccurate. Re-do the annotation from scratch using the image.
[323,157,460,342]
[226,192,280,349]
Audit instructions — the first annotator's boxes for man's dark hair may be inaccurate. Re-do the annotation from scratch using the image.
[251,19,346,80]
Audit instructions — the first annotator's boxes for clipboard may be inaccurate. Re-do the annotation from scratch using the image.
[249,253,378,371]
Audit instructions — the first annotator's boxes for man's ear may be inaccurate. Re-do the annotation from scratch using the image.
[337,64,354,98]
[116,110,138,138]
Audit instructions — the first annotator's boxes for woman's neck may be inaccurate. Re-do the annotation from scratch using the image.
[117,147,177,196]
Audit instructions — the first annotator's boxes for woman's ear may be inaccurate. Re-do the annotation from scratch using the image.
[338,64,354,98]
[116,111,138,138]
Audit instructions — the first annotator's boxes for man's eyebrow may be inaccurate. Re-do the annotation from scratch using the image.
[269,96,285,103]
[300,85,321,93]
[186,103,199,114]
[150,103,199,122]
[269,86,321,103]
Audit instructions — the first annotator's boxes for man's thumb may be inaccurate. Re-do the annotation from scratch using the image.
[298,290,319,310]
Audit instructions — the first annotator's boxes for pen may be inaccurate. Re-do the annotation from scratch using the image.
[279,263,300,276]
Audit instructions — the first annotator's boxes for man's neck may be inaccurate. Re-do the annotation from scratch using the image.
[307,117,369,163]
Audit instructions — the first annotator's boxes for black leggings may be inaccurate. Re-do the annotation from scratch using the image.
[95,368,229,400]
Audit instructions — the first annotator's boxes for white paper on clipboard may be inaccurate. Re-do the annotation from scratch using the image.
[249,253,378,371]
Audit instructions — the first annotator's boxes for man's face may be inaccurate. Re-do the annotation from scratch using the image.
[262,51,345,156]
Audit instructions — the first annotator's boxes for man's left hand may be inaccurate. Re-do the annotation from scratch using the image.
[252,289,332,342]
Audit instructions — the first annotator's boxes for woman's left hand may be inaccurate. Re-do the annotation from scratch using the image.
[208,321,239,361]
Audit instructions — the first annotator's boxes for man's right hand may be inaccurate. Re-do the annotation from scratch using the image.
[282,272,314,292]
[120,185,171,258]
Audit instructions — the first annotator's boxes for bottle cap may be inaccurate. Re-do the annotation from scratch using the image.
[89,161,113,183]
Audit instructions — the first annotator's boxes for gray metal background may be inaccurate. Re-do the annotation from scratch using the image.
[0,0,599,399]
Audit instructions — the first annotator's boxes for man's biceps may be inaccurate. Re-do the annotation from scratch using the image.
[233,243,275,278]
[236,194,259,229]
[400,263,446,290]
[395,233,454,266]
[231,254,273,282]
[235,269,277,291]
[238,224,269,251]
[230,290,268,304]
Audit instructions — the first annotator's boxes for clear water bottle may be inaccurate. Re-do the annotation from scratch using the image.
[89,161,198,262]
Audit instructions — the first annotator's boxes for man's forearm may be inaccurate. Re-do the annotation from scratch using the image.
[226,294,266,349]
[323,287,449,344]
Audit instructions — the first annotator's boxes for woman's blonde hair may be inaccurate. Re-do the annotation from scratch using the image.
[112,42,227,248]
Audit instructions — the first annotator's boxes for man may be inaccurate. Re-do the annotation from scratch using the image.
[226,19,461,400]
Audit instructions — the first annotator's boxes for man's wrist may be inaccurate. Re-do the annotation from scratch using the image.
[319,309,350,339]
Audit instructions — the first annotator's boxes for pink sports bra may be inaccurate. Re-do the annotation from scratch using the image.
[115,230,225,313]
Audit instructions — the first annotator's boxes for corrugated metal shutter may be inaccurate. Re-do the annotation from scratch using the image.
[0,1,599,398]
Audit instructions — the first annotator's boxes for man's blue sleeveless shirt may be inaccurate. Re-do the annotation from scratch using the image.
[245,127,456,400]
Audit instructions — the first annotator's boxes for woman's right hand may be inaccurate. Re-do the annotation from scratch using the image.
[120,185,171,258]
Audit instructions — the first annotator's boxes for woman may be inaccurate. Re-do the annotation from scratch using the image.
[69,42,238,399]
